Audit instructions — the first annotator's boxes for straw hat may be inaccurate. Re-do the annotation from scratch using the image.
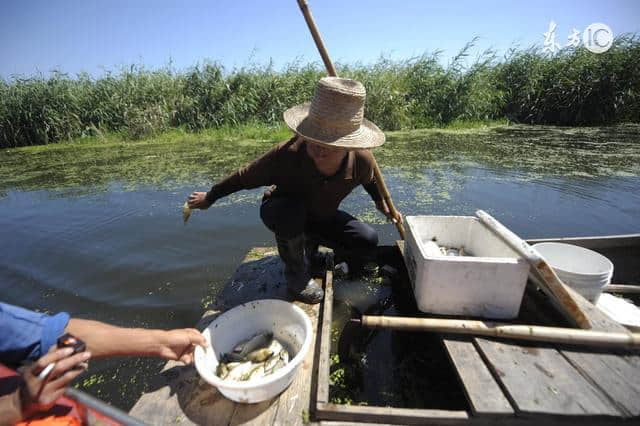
[283,77,385,149]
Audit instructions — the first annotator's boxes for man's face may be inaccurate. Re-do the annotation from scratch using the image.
[306,140,346,163]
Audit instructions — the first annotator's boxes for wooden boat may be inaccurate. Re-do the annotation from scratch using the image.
[130,234,640,425]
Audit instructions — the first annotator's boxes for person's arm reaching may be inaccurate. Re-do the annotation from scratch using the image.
[188,138,289,209]
[64,319,206,363]
[1,302,206,364]
[0,302,207,424]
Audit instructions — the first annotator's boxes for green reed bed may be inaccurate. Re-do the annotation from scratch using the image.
[1,35,638,148]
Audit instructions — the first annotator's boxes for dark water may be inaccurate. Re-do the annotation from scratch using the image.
[0,124,639,409]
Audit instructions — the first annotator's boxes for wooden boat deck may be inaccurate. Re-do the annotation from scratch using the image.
[130,247,321,425]
[131,238,640,425]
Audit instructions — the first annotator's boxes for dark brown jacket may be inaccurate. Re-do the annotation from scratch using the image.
[206,137,381,220]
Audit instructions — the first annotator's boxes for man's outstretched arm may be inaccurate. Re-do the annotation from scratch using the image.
[65,319,206,363]
[188,137,292,209]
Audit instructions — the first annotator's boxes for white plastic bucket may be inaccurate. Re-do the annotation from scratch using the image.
[194,299,313,403]
[532,242,613,303]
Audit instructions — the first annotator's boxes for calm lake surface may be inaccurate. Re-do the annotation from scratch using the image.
[1,124,638,409]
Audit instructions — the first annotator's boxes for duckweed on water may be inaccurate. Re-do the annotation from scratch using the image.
[2,124,638,201]
[81,373,105,388]
[0,124,289,193]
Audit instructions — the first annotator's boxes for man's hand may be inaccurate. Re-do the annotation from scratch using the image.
[155,329,207,364]
[187,192,213,210]
[375,199,404,225]
[21,346,91,418]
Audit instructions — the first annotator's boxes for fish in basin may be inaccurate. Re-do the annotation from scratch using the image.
[216,333,290,381]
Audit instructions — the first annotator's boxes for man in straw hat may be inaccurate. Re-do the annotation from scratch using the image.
[188,77,397,304]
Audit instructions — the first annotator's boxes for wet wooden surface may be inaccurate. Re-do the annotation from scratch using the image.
[397,240,640,423]
[130,247,321,425]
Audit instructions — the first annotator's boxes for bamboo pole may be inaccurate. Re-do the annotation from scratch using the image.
[476,210,591,330]
[603,284,640,294]
[358,315,640,349]
[296,0,406,239]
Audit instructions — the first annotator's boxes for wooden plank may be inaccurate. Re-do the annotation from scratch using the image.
[561,351,640,417]
[563,284,630,333]
[525,276,640,418]
[316,402,468,425]
[479,281,640,418]
[551,284,640,418]
[477,267,637,418]
[319,422,400,426]
[228,397,280,425]
[443,338,514,416]
[475,339,620,417]
[505,253,640,420]
[321,418,639,426]
[315,254,334,405]
[272,298,321,425]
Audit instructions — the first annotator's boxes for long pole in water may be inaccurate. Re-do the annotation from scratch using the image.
[295,0,406,240]
[357,315,640,349]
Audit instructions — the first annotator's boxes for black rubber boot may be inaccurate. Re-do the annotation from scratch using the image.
[276,234,324,304]
[304,236,326,276]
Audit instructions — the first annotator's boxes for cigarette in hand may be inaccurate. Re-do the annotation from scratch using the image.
[37,362,55,381]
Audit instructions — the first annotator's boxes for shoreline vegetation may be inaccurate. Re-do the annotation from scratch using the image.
[1,36,639,148]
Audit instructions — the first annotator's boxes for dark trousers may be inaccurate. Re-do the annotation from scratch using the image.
[260,196,378,262]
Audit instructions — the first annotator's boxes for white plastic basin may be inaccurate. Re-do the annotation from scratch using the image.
[532,242,613,303]
[194,299,313,403]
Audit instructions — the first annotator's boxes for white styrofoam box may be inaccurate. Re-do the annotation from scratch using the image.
[403,215,531,319]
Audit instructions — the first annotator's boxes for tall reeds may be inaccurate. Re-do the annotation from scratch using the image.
[1,35,638,148]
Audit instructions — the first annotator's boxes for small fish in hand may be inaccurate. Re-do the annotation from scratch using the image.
[182,201,191,224]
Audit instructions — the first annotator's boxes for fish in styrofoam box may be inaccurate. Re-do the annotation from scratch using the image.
[423,240,468,257]
[403,215,530,319]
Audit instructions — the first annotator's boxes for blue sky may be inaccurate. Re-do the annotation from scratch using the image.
[1,0,638,78]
